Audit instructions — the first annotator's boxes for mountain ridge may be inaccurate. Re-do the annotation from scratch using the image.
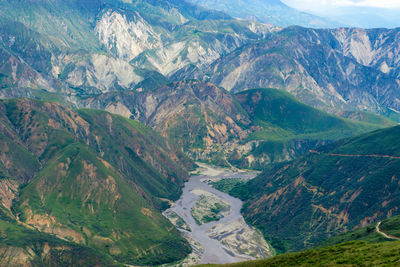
[0,98,193,265]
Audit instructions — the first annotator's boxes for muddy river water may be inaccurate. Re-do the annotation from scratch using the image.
[164,163,273,265]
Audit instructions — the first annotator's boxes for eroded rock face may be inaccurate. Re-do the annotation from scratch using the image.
[194,27,400,115]
[96,10,162,62]
[333,28,400,78]
[0,179,18,212]
[77,81,254,166]
[56,53,143,92]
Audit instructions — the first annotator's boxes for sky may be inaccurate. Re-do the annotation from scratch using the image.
[282,0,400,12]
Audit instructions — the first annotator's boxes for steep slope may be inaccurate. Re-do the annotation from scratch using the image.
[193,27,400,118]
[0,99,193,265]
[78,83,381,169]
[239,125,400,253]
[0,218,117,267]
[232,88,379,168]
[185,0,339,28]
[15,143,188,265]
[235,88,374,140]
[78,80,252,166]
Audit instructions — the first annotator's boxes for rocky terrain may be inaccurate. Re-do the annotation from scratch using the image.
[190,27,400,118]
[0,0,273,98]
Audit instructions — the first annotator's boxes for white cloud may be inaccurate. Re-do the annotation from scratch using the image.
[282,0,400,10]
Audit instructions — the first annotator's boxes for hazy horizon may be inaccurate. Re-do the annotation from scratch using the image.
[282,0,400,12]
[282,0,400,28]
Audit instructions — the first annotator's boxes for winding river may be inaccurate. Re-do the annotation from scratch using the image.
[164,163,273,265]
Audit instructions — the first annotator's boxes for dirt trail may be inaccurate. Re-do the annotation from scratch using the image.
[375,222,400,240]
[310,150,400,159]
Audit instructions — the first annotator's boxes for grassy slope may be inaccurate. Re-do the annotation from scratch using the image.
[236,88,378,141]
[77,108,193,203]
[0,99,192,265]
[238,125,400,253]
[229,88,382,168]
[17,143,189,265]
[338,110,397,128]
[202,241,400,267]
[201,215,400,267]
[0,215,118,267]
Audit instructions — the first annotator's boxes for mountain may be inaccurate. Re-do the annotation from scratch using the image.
[1,0,400,122]
[310,7,400,29]
[188,26,400,119]
[184,0,340,28]
[77,82,385,169]
[0,0,273,99]
[0,98,193,265]
[235,125,400,253]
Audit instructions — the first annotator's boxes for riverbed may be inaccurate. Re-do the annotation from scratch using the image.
[163,163,273,265]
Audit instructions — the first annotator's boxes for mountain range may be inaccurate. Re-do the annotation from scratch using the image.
[185,0,340,28]
[77,81,386,169]
[187,26,400,118]
[1,0,399,121]
[0,0,400,265]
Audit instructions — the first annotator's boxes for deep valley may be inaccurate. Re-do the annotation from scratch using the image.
[0,0,399,266]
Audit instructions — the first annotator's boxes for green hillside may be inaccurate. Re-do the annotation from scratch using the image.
[235,125,400,253]
[0,217,118,266]
[338,111,397,127]
[0,98,193,265]
[236,88,378,141]
[201,215,400,267]
[201,241,400,267]
[229,88,382,169]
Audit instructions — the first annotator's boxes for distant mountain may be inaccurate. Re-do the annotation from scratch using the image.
[310,7,400,29]
[185,0,340,28]
[237,125,400,253]
[188,26,400,119]
[0,98,193,265]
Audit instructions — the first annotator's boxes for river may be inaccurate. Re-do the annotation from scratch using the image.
[163,162,273,265]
